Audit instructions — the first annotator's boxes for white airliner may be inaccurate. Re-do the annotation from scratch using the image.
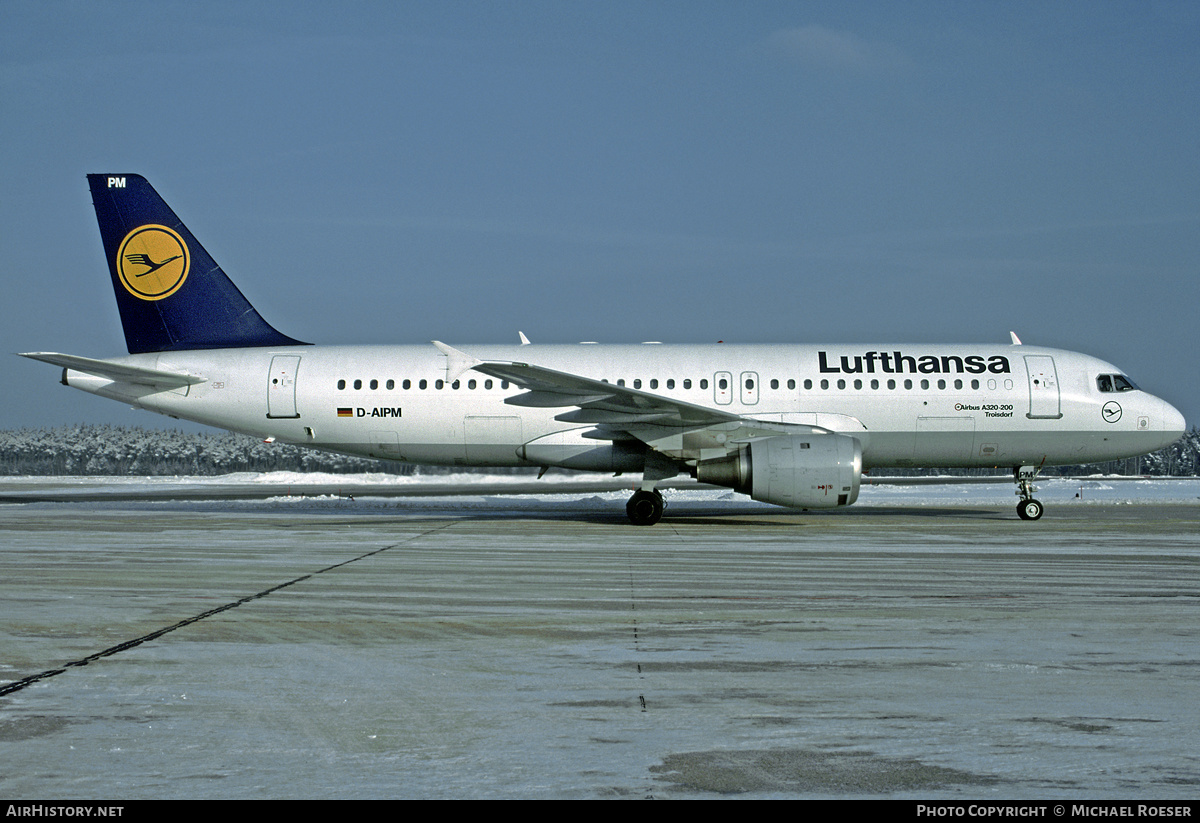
[20,175,1186,523]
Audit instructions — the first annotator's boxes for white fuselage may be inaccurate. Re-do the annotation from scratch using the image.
[65,342,1185,472]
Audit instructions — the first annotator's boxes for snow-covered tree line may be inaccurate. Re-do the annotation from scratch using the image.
[1042,426,1200,477]
[1092,425,1200,476]
[0,425,417,476]
[0,424,1196,477]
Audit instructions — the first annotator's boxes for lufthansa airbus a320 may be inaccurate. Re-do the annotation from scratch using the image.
[21,175,1186,524]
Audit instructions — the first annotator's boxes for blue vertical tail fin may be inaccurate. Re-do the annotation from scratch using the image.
[87,174,307,354]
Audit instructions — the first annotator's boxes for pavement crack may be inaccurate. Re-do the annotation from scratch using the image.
[0,521,456,697]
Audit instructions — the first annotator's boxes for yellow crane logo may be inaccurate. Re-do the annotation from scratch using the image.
[116,225,190,301]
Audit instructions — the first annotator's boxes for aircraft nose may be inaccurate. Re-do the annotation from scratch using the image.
[1162,398,1186,440]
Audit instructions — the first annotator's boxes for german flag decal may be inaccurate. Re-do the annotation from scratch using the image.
[337,407,353,417]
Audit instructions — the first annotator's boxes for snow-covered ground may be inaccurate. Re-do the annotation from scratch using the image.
[1,474,1197,798]
[1,472,1197,511]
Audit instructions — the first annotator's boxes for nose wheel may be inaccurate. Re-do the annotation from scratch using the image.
[626,489,664,526]
[1017,497,1044,520]
[1014,465,1044,521]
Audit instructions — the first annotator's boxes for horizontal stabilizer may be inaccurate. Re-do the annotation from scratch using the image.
[19,352,205,389]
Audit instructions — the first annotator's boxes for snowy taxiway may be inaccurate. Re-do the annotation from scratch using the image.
[0,476,1197,798]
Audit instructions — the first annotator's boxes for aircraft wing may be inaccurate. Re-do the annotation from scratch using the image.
[19,352,205,389]
[431,342,850,464]
[434,341,750,426]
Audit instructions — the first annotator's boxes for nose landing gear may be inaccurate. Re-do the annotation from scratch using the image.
[1015,465,1044,520]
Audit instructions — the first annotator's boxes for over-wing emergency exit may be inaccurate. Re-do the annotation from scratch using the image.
[20,175,1186,523]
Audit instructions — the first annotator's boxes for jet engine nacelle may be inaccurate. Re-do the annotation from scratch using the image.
[697,433,862,509]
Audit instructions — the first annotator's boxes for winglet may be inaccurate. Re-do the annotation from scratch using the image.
[431,340,483,381]
[518,331,531,345]
[1009,331,1022,345]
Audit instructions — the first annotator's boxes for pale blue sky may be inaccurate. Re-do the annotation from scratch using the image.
[2,1,1197,428]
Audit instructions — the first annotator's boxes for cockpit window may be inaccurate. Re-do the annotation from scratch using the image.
[1097,374,1138,393]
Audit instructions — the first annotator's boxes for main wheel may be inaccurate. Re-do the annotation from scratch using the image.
[626,490,664,526]
[1017,498,1044,520]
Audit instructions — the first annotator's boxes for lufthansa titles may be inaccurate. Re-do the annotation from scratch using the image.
[819,351,1011,375]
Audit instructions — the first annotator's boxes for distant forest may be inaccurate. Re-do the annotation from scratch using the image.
[0,424,1197,477]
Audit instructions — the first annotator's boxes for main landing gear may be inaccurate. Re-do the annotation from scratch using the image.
[626,452,679,526]
[1015,465,1044,520]
[626,489,664,526]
